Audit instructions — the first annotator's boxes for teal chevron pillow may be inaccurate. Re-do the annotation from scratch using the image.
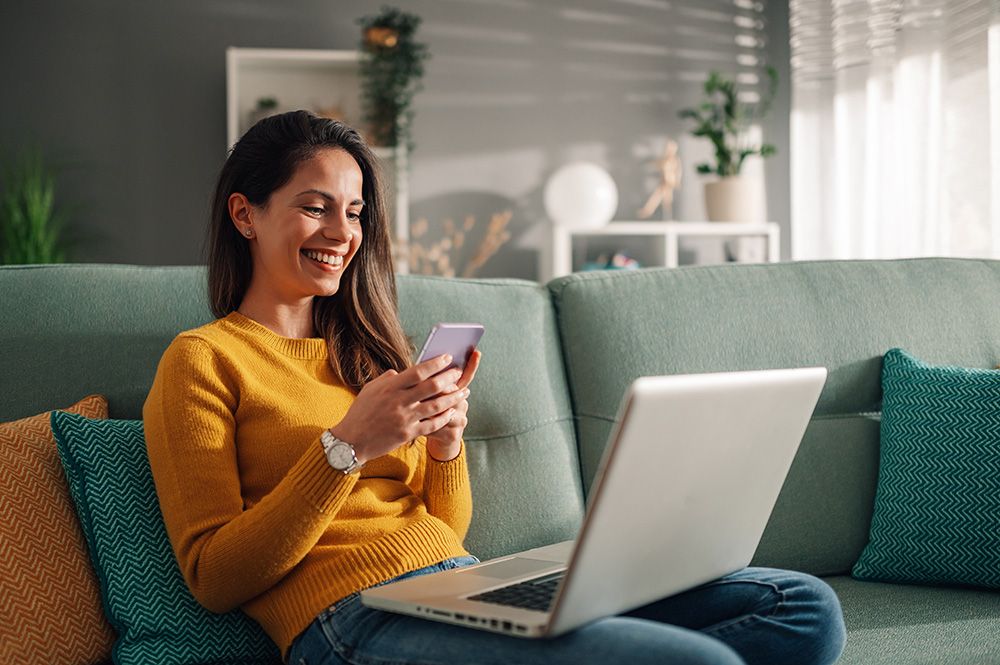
[51,412,280,665]
[852,348,1000,588]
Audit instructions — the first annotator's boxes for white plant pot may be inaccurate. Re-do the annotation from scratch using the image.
[704,176,765,223]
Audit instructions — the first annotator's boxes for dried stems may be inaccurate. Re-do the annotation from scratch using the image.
[404,210,512,278]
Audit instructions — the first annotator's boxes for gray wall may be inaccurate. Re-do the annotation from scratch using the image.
[0,0,789,279]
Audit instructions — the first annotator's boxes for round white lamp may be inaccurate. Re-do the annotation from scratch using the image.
[543,162,619,230]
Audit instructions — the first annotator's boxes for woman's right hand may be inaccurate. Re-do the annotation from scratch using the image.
[327,354,469,464]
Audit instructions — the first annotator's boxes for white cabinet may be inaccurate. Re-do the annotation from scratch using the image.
[542,221,780,283]
[225,47,409,274]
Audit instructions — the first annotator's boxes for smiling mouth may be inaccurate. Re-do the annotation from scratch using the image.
[302,249,345,269]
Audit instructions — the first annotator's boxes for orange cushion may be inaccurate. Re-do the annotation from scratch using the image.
[0,395,116,665]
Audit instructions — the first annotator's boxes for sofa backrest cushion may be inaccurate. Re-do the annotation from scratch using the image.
[0,266,584,563]
[397,276,583,559]
[2,265,214,422]
[549,258,1000,576]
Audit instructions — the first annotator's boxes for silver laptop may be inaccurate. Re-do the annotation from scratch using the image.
[361,367,827,638]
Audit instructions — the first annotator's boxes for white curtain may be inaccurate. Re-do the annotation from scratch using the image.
[790,0,1000,260]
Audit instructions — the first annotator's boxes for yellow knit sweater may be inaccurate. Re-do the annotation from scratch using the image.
[142,312,472,661]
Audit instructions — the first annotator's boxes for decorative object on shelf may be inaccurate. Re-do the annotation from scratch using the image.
[679,67,778,223]
[0,148,70,264]
[582,251,641,271]
[407,210,512,278]
[703,176,766,224]
[543,221,780,282]
[637,138,682,220]
[357,6,430,153]
[725,237,768,263]
[544,162,619,230]
[247,96,279,128]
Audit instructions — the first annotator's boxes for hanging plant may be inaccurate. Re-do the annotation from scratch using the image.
[357,6,430,153]
[0,148,71,264]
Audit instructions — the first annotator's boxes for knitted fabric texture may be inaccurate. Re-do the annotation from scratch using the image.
[142,312,472,659]
[852,348,1000,588]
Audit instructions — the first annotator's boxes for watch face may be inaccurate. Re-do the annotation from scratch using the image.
[328,443,355,469]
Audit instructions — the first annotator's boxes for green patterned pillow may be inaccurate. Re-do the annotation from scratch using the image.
[51,412,280,665]
[852,348,1000,588]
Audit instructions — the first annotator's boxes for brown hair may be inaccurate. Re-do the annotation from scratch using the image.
[206,110,414,392]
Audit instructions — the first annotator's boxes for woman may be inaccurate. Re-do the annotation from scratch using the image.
[144,110,846,665]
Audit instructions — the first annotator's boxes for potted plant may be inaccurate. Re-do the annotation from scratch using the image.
[357,6,430,155]
[248,96,279,128]
[679,67,778,222]
[0,148,70,264]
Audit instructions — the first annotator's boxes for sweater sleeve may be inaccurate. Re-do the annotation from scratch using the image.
[142,336,357,614]
[418,436,474,542]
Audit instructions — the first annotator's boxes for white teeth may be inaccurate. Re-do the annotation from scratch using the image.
[304,250,343,266]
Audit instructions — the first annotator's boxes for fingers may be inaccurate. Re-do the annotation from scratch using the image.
[419,387,471,438]
[417,386,469,420]
[375,349,479,428]
[420,405,460,434]
[399,354,455,388]
[456,349,482,390]
[429,395,470,432]
[450,398,470,426]
[444,410,469,428]
[405,358,463,401]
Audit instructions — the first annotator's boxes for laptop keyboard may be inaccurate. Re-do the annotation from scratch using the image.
[468,572,565,612]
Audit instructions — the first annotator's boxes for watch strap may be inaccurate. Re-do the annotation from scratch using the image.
[320,430,363,475]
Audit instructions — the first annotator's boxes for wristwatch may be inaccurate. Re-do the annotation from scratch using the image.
[320,430,364,475]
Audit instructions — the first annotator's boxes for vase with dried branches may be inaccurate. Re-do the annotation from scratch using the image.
[405,211,512,278]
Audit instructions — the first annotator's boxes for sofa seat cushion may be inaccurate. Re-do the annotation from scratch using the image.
[826,576,1000,664]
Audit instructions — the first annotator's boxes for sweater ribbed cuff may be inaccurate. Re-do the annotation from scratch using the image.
[424,440,469,495]
[287,437,358,513]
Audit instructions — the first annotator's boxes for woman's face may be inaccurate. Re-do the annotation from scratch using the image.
[242,148,365,300]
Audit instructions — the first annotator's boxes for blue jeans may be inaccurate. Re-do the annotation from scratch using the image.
[287,556,846,665]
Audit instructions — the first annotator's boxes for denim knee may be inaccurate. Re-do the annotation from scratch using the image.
[581,617,748,665]
[782,572,847,665]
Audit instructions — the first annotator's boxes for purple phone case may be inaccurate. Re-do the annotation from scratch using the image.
[417,323,485,373]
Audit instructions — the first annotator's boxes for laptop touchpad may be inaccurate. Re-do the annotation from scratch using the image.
[460,558,557,580]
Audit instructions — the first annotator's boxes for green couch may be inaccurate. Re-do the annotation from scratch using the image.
[3,259,999,665]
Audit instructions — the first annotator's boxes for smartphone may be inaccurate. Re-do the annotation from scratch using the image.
[416,323,485,376]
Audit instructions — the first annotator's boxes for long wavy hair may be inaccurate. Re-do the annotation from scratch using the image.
[206,110,414,393]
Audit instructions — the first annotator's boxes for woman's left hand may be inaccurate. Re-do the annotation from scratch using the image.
[425,349,482,461]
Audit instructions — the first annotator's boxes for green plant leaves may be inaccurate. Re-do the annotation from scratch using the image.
[0,149,69,264]
[678,66,779,177]
[357,6,430,153]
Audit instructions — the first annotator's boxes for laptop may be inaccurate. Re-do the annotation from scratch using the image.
[361,367,828,638]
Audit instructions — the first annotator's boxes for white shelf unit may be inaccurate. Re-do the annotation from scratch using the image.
[544,221,780,282]
[225,47,409,274]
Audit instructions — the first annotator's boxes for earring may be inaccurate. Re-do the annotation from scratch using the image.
[244,229,253,238]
